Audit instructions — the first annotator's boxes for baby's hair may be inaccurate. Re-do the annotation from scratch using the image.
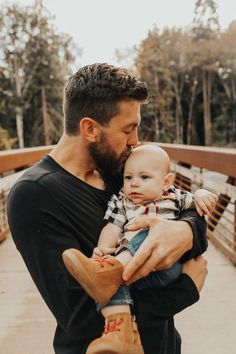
[130,144,171,174]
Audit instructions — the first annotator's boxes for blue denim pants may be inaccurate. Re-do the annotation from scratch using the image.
[97,229,182,311]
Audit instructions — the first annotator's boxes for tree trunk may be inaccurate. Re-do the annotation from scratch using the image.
[16,106,24,149]
[13,55,24,148]
[187,80,197,144]
[41,84,51,145]
[202,70,212,146]
[175,96,181,143]
[220,77,236,143]
[231,79,236,143]
[173,77,184,144]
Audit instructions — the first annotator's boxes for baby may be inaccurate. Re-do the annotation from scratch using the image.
[63,145,217,354]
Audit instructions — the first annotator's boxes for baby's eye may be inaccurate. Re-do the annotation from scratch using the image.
[124,175,132,180]
[141,175,149,180]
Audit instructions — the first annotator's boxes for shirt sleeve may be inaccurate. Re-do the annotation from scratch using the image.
[7,181,104,339]
[178,208,208,261]
[174,187,195,210]
[103,193,126,229]
[131,273,200,327]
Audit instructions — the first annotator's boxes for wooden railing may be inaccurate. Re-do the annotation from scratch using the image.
[0,146,53,241]
[0,144,236,265]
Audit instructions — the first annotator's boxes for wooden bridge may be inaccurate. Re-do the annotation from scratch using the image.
[0,144,236,353]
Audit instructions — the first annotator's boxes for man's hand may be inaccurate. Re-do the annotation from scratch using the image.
[182,256,208,292]
[122,215,193,284]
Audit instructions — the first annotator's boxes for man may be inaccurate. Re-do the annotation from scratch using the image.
[8,63,208,354]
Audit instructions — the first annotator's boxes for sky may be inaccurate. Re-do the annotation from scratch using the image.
[4,0,236,67]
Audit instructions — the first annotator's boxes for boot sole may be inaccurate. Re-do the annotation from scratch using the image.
[62,250,109,305]
[86,342,144,354]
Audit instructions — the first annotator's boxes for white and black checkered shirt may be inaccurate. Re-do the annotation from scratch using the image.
[104,186,195,243]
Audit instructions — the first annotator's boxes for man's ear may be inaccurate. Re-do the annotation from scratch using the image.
[163,172,174,191]
[79,118,101,142]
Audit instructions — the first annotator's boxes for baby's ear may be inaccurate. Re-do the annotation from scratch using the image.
[164,172,174,190]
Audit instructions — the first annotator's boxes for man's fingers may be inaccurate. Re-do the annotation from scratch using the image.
[124,255,158,285]
[123,240,152,281]
[126,215,155,231]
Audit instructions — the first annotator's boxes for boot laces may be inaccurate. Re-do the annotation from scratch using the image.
[103,318,123,334]
[94,255,115,268]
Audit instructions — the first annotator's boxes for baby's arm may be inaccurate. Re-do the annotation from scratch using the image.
[92,223,121,258]
[194,189,218,216]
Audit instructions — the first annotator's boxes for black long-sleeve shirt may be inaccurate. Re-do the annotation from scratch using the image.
[7,155,207,354]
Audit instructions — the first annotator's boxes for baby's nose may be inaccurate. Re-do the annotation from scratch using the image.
[131,180,139,187]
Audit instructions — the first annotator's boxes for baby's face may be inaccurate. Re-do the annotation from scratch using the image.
[123,150,167,204]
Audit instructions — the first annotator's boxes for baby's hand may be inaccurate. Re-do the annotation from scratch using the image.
[194,189,218,216]
[92,246,116,258]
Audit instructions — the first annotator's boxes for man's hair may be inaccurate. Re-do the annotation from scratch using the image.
[63,63,149,135]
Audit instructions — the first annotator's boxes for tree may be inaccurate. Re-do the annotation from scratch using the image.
[133,1,236,147]
[191,0,220,145]
[135,27,176,143]
[22,1,76,146]
[0,0,78,148]
[0,3,31,148]
[215,21,236,144]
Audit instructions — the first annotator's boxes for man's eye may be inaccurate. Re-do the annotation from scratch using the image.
[124,176,132,180]
[141,175,149,179]
[123,130,132,135]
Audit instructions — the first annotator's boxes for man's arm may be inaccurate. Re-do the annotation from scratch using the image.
[132,256,207,324]
[178,208,208,261]
[7,181,103,338]
[123,209,207,284]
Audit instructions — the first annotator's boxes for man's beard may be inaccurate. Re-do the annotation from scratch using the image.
[89,131,131,173]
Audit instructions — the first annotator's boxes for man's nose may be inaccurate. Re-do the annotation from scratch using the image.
[127,129,139,147]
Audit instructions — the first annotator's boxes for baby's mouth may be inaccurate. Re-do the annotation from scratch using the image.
[129,192,142,198]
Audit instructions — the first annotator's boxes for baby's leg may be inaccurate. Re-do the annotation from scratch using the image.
[98,285,133,317]
[86,286,144,354]
[115,229,148,267]
[115,249,132,268]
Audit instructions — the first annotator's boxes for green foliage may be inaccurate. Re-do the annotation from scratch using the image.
[0,125,17,150]
[134,1,236,146]
[0,0,79,147]
[192,0,220,40]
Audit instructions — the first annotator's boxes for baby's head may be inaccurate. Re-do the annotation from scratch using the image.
[123,144,174,204]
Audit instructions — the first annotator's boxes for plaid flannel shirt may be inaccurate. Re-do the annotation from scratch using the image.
[104,186,195,243]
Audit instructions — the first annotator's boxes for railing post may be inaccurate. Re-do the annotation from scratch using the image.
[208,177,235,232]
[234,200,236,252]
[174,162,192,192]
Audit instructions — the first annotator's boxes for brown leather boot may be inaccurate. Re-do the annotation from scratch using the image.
[62,248,124,306]
[86,313,144,354]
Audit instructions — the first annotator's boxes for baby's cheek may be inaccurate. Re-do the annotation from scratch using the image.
[123,183,129,195]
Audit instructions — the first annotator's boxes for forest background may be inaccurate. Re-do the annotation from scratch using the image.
[0,0,236,150]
